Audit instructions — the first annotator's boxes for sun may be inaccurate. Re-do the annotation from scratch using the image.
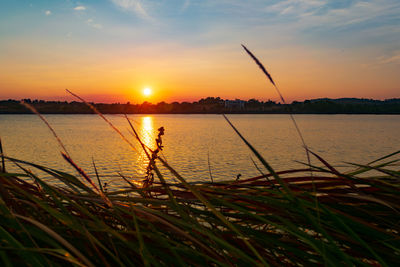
[143,87,152,96]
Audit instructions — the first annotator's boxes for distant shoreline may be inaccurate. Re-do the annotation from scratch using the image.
[1,97,399,114]
[1,112,400,115]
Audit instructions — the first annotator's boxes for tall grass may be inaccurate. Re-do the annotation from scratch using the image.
[0,48,399,266]
[0,141,399,266]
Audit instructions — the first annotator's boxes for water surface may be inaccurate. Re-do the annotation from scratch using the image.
[0,114,399,188]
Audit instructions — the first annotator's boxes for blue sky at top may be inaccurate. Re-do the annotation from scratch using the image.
[1,0,398,48]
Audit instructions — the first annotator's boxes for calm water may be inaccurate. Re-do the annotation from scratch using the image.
[0,114,399,188]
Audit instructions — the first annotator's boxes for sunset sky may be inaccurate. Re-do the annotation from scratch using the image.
[0,0,399,103]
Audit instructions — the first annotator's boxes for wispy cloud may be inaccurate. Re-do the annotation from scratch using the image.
[378,51,400,65]
[110,0,151,20]
[266,0,326,15]
[45,10,51,16]
[363,50,400,69]
[306,1,398,28]
[74,6,86,11]
[87,18,103,29]
[181,0,191,12]
[265,0,400,31]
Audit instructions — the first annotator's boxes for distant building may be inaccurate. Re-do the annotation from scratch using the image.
[224,100,245,110]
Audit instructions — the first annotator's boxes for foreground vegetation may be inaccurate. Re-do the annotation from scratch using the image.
[0,114,399,266]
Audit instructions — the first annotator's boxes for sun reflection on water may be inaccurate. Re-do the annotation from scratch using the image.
[138,116,155,174]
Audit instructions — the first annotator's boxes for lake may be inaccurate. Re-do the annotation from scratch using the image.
[0,114,399,188]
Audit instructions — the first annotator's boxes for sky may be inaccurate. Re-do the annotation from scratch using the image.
[0,0,399,103]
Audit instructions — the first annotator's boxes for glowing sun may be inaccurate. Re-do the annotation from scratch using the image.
[143,87,152,96]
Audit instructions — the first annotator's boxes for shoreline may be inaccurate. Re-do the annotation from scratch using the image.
[1,112,400,115]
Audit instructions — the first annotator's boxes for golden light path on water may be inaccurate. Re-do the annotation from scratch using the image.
[137,116,155,177]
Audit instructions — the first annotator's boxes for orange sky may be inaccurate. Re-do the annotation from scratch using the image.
[0,1,399,103]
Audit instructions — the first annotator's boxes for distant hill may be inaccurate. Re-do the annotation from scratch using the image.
[0,97,399,114]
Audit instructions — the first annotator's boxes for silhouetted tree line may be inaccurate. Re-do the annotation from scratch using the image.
[1,97,399,114]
